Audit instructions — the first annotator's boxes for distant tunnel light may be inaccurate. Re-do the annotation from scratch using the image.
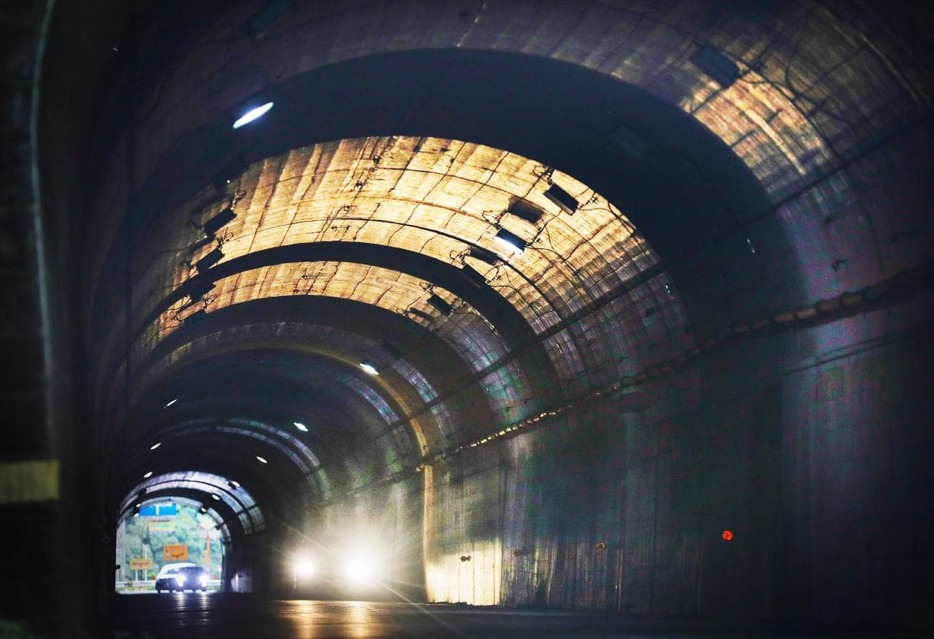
[211,493,220,501]
[149,442,161,450]
[293,421,308,432]
[359,361,379,376]
[199,505,208,514]
[143,471,153,478]
[228,480,241,489]
[722,529,734,541]
[256,455,268,464]
[232,101,274,129]
[164,398,178,408]
[493,228,527,254]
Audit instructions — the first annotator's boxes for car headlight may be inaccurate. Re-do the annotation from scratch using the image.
[342,558,379,587]
[199,574,208,586]
[176,576,185,586]
[293,556,315,579]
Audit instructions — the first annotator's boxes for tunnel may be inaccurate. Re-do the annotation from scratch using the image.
[1,0,932,636]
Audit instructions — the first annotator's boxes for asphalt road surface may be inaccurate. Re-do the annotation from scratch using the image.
[111,593,923,638]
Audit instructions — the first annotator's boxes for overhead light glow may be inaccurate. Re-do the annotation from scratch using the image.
[493,228,527,253]
[228,480,240,489]
[293,421,308,432]
[143,471,153,478]
[256,455,268,464]
[359,362,379,376]
[164,399,178,408]
[341,557,381,588]
[232,101,274,129]
[149,442,161,450]
[211,493,220,501]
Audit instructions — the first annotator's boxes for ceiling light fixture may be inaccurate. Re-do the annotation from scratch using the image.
[359,361,379,376]
[293,421,308,432]
[211,493,220,501]
[143,471,153,478]
[407,308,434,322]
[505,200,544,224]
[187,278,215,301]
[690,44,739,88]
[493,228,527,254]
[149,442,161,450]
[256,455,268,464]
[185,309,208,326]
[228,480,240,489]
[195,247,224,272]
[468,246,499,265]
[543,183,579,214]
[427,294,453,316]
[164,399,178,408]
[202,207,236,237]
[460,264,488,288]
[232,101,274,129]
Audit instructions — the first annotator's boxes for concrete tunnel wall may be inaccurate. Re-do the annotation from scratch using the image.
[1,0,932,636]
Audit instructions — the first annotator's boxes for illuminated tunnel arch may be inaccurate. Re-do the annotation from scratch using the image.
[118,471,265,540]
[87,33,821,602]
[21,0,927,625]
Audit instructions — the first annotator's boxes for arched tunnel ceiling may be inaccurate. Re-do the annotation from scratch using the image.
[119,472,264,540]
[143,136,662,340]
[79,0,933,545]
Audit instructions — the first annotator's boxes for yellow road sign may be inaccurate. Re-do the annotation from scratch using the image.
[129,558,153,570]
[163,544,188,561]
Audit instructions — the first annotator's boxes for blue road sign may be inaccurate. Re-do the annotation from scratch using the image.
[140,503,177,517]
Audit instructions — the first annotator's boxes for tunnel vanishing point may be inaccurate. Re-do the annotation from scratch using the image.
[1,0,932,635]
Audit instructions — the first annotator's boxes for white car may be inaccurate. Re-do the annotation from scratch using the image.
[155,562,208,592]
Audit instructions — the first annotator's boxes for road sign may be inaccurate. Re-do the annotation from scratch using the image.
[140,503,177,517]
[163,544,189,561]
[129,558,153,570]
[148,517,175,533]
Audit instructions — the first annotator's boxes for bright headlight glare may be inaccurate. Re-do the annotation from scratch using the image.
[293,556,315,578]
[342,557,378,586]
[200,574,208,585]
[176,576,185,586]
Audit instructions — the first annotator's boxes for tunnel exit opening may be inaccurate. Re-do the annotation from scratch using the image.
[114,498,226,594]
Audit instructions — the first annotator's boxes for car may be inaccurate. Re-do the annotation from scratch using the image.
[155,562,209,593]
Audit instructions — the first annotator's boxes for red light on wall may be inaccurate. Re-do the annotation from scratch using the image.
[722,529,734,541]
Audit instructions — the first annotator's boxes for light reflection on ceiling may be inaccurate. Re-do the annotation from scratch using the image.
[136,137,661,357]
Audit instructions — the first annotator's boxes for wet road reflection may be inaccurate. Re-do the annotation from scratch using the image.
[112,593,924,638]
